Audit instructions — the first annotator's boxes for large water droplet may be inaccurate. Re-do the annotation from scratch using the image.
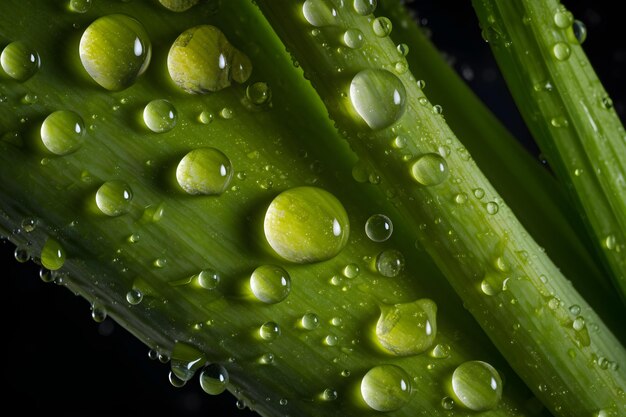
[451,361,502,411]
[365,214,393,242]
[41,238,66,271]
[167,25,251,94]
[79,15,151,90]
[350,69,406,130]
[1,41,40,81]
[199,363,229,395]
[264,187,350,263]
[176,148,233,195]
[40,110,85,155]
[171,342,206,382]
[250,264,291,304]
[143,99,177,133]
[302,0,338,27]
[376,299,437,355]
[409,153,449,186]
[360,364,412,411]
[95,180,133,216]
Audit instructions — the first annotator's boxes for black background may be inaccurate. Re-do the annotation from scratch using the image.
[2,1,623,416]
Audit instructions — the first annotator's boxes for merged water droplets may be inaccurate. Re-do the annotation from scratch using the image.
[176,148,233,195]
[199,363,229,395]
[250,265,291,304]
[451,361,502,411]
[79,15,152,90]
[376,299,437,356]
[1,41,40,81]
[302,0,338,27]
[40,110,86,155]
[143,99,177,133]
[263,187,349,263]
[360,364,412,411]
[409,153,449,186]
[350,69,406,130]
[95,180,133,216]
[167,25,251,94]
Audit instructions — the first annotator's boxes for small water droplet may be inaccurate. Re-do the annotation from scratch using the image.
[396,43,409,56]
[360,364,411,411]
[486,201,499,215]
[250,265,291,304]
[553,9,573,28]
[572,316,585,331]
[168,371,187,387]
[41,238,66,271]
[324,334,338,346]
[473,188,485,199]
[432,104,443,114]
[95,180,133,216]
[441,396,455,410]
[376,299,437,355]
[126,288,143,305]
[322,388,338,401]
[603,235,616,250]
[569,304,581,315]
[264,187,350,263]
[376,249,404,277]
[350,69,406,130]
[552,42,571,61]
[246,82,272,105]
[259,321,281,341]
[219,107,234,119]
[572,20,587,44]
[365,214,393,242]
[91,303,107,322]
[69,0,92,13]
[1,41,40,81]
[148,349,158,360]
[176,148,233,195]
[14,245,30,263]
[168,25,251,93]
[79,15,151,90]
[197,269,220,289]
[372,17,392,37]
[409,153,449,186]
[301,312,320,330]
[343,28,364,49]
[171,342,206,382]
[353,0,377,15]
[451,361,502,411]
[39,267,55,283]
[143,99,177,133]
[40,110,86,155]
[302,0,338,27]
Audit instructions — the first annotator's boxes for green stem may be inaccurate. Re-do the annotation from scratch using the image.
[255,1,626,416]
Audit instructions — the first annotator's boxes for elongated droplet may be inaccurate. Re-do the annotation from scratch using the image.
[376,299,437,356]
[199,363,229,395]
[451,361,502,411]
[264,187,349,263]
[171,342,206,382]
[176,148,233,195]
[360,365,411,411]
[350,69,406,130]
[79,14,151,90]
[1,41,40,81]
[40,110,85,155]
[167,25,251,94]
[41,238,66,271]
[250,265,291,304]
[95,180,133,216]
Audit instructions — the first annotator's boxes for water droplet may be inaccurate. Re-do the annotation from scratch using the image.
[372,17,393,37]
[572,316,585,331]
[176,148,233,195]
[324,334,338,346]
[158,0,199,12]
[376,299,437,355]
[480,272,504,296]
[360,364,412,411]
[79,15,151,90]
[171,342,206,382]
[198,111,214,124]
[343,29,364,49]
[159,354,170,363]
[39,267,56,283]
[486,201,499,215]
[350,69,406,130]
[451,361,502,411]
[126,288,143,305]
[259,321,281,341]
[409,153,448,186]
[21,218,37,233]
[91,303,107,322]
[0,41,40,81]
[376,249,404,277]
[322,388,338,401]
[250,264,291,304]
[41,238,66,271]
[569,304,581,315]
[246,82,271,105]
[301,312,320,330]
[14,245,30,263]
[396,43,409,56]
[69,0,92,13]
[279,398,288,406]
[441,396,455,410]
[264,187,349,263]
[603,235,616,250]
[148,349,158,360]
[302,0,338,27]
[552,42,571,61]
[473,188,485,199]
[601,96,613,110]
[197,269,220,289]
[143,99,177,133]
[454,193,468,204]
[168,371,187,387]
[40,110,86,155]
[432,104,443,114]
[365,214,393,242]
[167,25,251,93]
[95,180,133,216]
[572,20,587,44]
[553,10,573,28]
[259,352,274,364]
[430,343,451,359]
[219,107,234,119]
[353,0,377,15]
